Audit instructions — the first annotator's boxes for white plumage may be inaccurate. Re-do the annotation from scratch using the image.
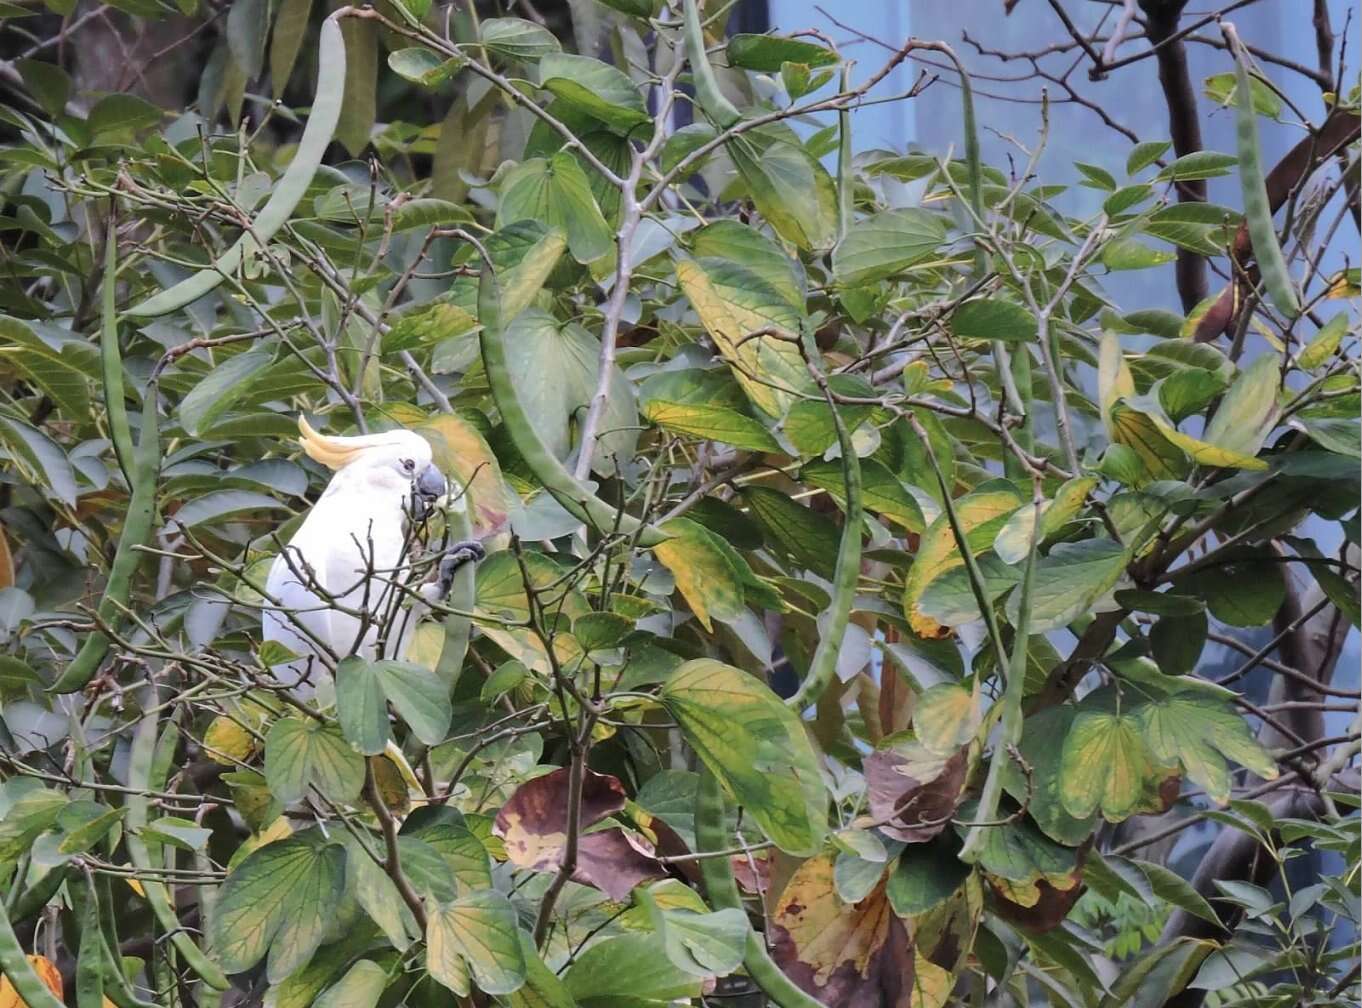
[262,417,481,697]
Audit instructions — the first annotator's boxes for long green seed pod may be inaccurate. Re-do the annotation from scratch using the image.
[787,373,862,711]
[50,385,161,694]
[435,487,475,686]
[124,13,348,318]
[959,489,1039,862]
[99,228,134,479]
[1223,21,1300,319]
[681,0,740,129]
[73,876,105,1008]
[125,699,230,990]
[476,264,667,547]
[6,864,68,924]
[0,898,65,1008]
[694,769,827,1008]
[836,62,853,242]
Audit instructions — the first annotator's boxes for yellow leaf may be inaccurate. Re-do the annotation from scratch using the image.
[1108,402,1189,484]
[903,487,1024,637]
[125,878,144,897]
[203,716,256,765]
[1098,331,1135,436]
[0,956,62,1008]
[675,259,806,418]
[1155,422,1268,471]
[370,754,412,814]
[913,683,981,756]
[419,414,510,536]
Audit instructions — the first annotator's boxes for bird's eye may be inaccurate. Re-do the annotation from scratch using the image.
[401,458,415,472]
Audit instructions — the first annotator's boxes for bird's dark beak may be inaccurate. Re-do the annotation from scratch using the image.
[415,463,447,502]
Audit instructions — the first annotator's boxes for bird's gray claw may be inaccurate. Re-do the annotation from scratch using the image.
[437,540,486,596]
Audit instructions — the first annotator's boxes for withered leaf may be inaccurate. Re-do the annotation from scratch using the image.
[865,739,967,843]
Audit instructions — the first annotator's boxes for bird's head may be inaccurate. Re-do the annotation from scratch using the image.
[297,416,447,508]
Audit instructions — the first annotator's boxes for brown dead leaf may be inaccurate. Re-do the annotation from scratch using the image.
[770,855,919,1007]
[0,525,12,590]
[493,767,664,899]
[865,741,967,843]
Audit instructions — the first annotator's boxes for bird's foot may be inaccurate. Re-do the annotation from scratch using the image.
[436,540,486,596]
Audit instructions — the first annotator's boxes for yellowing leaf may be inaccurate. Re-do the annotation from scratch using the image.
[676,258,808,418]
[0,955,62,1008]
[1155,421,1268,470]
[419,413,510,536]
[903,484,1024,637]
[1098,331,1135,436]
[1108,402,1189,484]
[913,683,981,756]
[1137,689,1277,804]
[1202,353,1281,458]
[203,716,257,765]
[1059,710,1154,821]
[653,518,746,631]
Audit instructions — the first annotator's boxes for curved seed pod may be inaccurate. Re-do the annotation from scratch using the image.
[682,0,740,128]
[125,699,231,990]
[694,769,827,1008]
[435,488,475,685]
[100,228,134,477]
[1223,21,1300,319]
[6,863,68,924]
[73,877,105,1008]
[476,263,667,546]
[124,13,348,318]
[49,384,161,694]
[786,373,862,711]
[0,902,66,1008]
[960,491,1039,863]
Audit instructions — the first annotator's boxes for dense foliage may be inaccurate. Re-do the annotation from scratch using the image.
[0,1,1357,1006]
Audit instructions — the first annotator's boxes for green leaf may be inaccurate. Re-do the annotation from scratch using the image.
[87,93,162,136]
[660,658,827,855]
[336,657,452,754]
[642,399,779,453]
[636,885,747,977]
[885,833,970,916]
[178,347,275,437]
[269,0,312,96]
[726,33,838,71]
[564,934,702,1006]
[831,208,947,286]
[1202,352,1280,457]
[802,458,924,533]
[0,317,91,419]
[481,17,560,62]
[212,833,346,981]
[168,490,291,529]
[1126,140,1171,175]
[425,891,527,997]
[497,153,613,264]
[333,14,377,156]
[1156,151,1237,181]
[1018,539,1129,633]
[264,717,365,804]
[729,132,838,252]
[480,222,568,324]
[954,801,1078,885]
[741,485,842,580]
[537,53,649,133]
[387,47,459,87]
[1203,70,1281,117]
[1059,709,1155,821]
[0,414,76,505]
[1102,238,1177,270]
[1137,688,1276,804]
[950,297,1037,344]
[1174,549,1285,627]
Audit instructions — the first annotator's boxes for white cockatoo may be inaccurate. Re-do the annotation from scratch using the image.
[262,417,483,696]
